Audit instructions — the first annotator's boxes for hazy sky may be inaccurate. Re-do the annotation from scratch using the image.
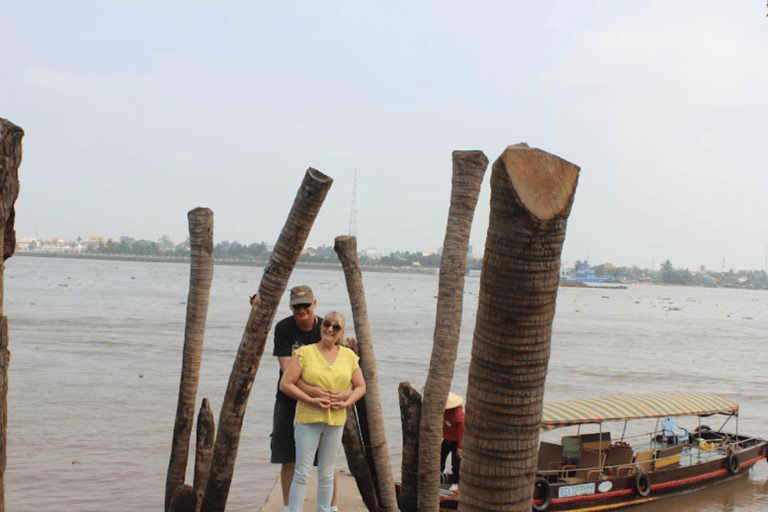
[4,1,767,271]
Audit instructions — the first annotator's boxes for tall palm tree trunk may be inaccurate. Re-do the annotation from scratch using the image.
[200,169,333,512]
[334,235,399,512]
[0,117,23,512]
[418,150,487,512]
[460,144,579,512]
[166,207,215,511]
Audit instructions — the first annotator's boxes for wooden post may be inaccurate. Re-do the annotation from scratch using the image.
[398,382,422,512]
[342,339,381,512]
[461,144,579,512]
[166,208,215,511]
[334,235,399,512]
[418,150,487,511]
[0,119,23,307]
[194,398,215,509]
[199,169,332,512]
[170,484,198,512]
[0,318,8,512]
[0,117,23,512]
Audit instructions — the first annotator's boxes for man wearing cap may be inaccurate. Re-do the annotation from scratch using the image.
[441,392,465,494]
[271,285,340,512]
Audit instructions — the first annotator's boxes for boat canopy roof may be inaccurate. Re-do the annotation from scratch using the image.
[541,391,738,431]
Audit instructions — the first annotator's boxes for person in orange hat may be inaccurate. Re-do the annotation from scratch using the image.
[441,392,465,493]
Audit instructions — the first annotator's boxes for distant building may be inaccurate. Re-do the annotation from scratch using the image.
[16,237,36,251]
[87,236,107,248]
[360,247,384,259]
[560,261,577,279]
[45,237,69,248]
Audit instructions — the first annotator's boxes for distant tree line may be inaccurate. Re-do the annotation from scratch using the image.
[82,236,193,257]
[61,236,484,270]
[589,259,767,289]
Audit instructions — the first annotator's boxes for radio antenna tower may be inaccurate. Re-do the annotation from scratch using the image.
[348,169,358,237]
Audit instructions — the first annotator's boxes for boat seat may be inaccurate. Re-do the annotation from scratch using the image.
[559,449,607,483]
[604,444,635,476]
[581,432,611,452]
[634,449,656,473]
[537,442,564,481]
[655,444,684,470]
[561,432,611,461]
[662,417,689,445]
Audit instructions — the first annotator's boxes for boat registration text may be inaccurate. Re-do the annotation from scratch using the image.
[558,483,595,498]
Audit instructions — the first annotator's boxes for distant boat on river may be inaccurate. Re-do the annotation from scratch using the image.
[562,266,610,284]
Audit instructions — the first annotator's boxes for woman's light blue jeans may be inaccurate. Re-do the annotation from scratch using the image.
[290,422,344,512]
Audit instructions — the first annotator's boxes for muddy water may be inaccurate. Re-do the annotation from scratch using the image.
[4,256,767,511]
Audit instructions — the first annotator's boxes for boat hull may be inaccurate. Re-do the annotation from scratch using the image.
[424,442,767,512]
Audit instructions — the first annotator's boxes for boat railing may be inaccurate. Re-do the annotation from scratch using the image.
[600,460,636,477]
[621,432,653,445]
[714,434,763,452]
[536,430,764,482]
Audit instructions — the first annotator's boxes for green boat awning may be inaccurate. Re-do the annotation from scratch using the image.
[541,391,738,430]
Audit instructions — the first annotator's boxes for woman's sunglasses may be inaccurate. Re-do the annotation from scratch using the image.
[322,320,343,333]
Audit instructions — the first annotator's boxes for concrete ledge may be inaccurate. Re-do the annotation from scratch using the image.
[259,470,368,512]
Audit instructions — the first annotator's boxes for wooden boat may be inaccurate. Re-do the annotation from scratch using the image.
[433,391,767,511]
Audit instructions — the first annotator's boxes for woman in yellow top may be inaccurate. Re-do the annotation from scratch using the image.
[280,311,366,512]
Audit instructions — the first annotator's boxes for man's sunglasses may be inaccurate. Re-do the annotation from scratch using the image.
[292,303,312,310]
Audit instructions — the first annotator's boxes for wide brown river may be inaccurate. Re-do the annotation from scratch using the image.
[4,256,767,511]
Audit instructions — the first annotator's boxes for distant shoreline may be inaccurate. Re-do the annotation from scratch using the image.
[9,253,632,285]
[12,251,439,275]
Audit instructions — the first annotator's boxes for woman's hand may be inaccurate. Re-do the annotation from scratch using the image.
[313,395,332,410]
[329,386,352,408]
[329,397,351,411]
[302,387,348,410]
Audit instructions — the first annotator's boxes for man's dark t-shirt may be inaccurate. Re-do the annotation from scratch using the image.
[272,315,323,404]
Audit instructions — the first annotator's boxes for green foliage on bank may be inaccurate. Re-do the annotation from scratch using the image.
[66,236,484,270]
[592,259,767,289]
